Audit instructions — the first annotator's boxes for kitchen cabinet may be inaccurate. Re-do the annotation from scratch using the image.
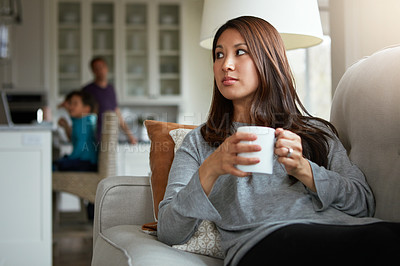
[0,127,52,266]
[52,0,182,107]
[57,1,82,95]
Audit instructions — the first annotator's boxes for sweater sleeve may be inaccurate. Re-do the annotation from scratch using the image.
[157,131,221,246]
[307,134,375,217]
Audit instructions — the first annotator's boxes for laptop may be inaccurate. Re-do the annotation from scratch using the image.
[0,91,13,126]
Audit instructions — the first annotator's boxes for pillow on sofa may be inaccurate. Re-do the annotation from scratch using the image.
[172,219,224,259]
[144,121,224,259]
[144,120,197,220]
[168,128,223,259]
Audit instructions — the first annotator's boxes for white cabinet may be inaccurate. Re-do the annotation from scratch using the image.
[158,4,181,97]
[57,1,82,95]
[0,128,52,266]
[52,0,182,107]
[124,2,148,98]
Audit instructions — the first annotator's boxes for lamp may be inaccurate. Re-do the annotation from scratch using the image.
[199,0,323,50]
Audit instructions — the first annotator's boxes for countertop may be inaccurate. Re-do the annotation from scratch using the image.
[0,123,53,131]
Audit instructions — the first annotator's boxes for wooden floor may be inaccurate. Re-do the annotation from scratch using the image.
[53,212,93,266]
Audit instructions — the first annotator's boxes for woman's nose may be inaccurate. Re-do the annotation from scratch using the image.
[222,57,235,72]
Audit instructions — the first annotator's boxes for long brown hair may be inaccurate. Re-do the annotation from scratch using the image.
[201,16,337,168]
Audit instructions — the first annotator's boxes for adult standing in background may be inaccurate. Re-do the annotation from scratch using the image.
[82,56,137,144]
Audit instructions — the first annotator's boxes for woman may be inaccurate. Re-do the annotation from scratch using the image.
[157,16,400,265]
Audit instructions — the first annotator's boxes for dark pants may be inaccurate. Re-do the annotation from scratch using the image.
[53,156,97,172]
[237,222,400,266]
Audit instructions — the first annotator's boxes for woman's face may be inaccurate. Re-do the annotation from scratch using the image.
[213,28,259,105]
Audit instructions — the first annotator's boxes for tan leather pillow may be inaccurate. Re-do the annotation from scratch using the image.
[144,120,197,219]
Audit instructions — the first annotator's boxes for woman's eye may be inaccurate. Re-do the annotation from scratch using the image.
[216,52,223,59]
[237,49,246,56]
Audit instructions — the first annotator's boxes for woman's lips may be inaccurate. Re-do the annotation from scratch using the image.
[222,76,238,86]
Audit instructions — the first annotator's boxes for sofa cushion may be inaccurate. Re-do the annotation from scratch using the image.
[330,45,400,221]
[144,120,197,219]
[92,225,223,266]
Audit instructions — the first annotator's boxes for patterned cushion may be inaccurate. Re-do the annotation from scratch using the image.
[172,220,224,259]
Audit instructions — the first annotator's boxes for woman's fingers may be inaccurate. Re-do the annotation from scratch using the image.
[275,146,293,158]
[234,142,261,153]
[274,128,302,157]
[275,128,298,140]
[220,132,260,154]
[274,128,310,178]
[235,155,260,165]
[230,168,250,177]
[229,131,258,143]
[200,132,262,194]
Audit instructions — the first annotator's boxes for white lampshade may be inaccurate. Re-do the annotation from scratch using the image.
[199,0,323,50]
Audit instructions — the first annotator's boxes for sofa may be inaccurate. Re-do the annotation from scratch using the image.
[91,45,400,266]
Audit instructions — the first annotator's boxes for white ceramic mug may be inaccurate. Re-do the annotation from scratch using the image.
[236,126,275,174]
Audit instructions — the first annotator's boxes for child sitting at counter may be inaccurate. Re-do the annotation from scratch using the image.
[54,90,98,172]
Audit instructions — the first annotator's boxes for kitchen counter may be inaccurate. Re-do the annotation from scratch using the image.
[0,123,53,131]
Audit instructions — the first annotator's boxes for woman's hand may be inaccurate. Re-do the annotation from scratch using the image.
[199,132,261,196]
[274,128,316,192]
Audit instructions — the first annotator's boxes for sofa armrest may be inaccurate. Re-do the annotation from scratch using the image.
[93,176,155,246]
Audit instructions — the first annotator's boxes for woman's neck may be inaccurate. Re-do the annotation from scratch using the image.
[233,101,251,123]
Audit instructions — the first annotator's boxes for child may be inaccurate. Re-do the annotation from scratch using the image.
[54,91,98,172]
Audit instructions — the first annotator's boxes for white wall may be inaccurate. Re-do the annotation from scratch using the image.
[330,0,400,93]
[180,0,213,125]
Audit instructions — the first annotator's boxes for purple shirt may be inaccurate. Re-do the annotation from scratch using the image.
[82,82,118,141]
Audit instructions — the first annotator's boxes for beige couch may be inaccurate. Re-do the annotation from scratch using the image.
[91,45,400,265]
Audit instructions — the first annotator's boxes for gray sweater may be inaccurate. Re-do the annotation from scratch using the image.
[158,122,380,266]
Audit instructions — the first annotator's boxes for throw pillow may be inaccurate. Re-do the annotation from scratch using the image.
[168,128,224,259]
[144,120,197,220]
[172,220,224,259]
